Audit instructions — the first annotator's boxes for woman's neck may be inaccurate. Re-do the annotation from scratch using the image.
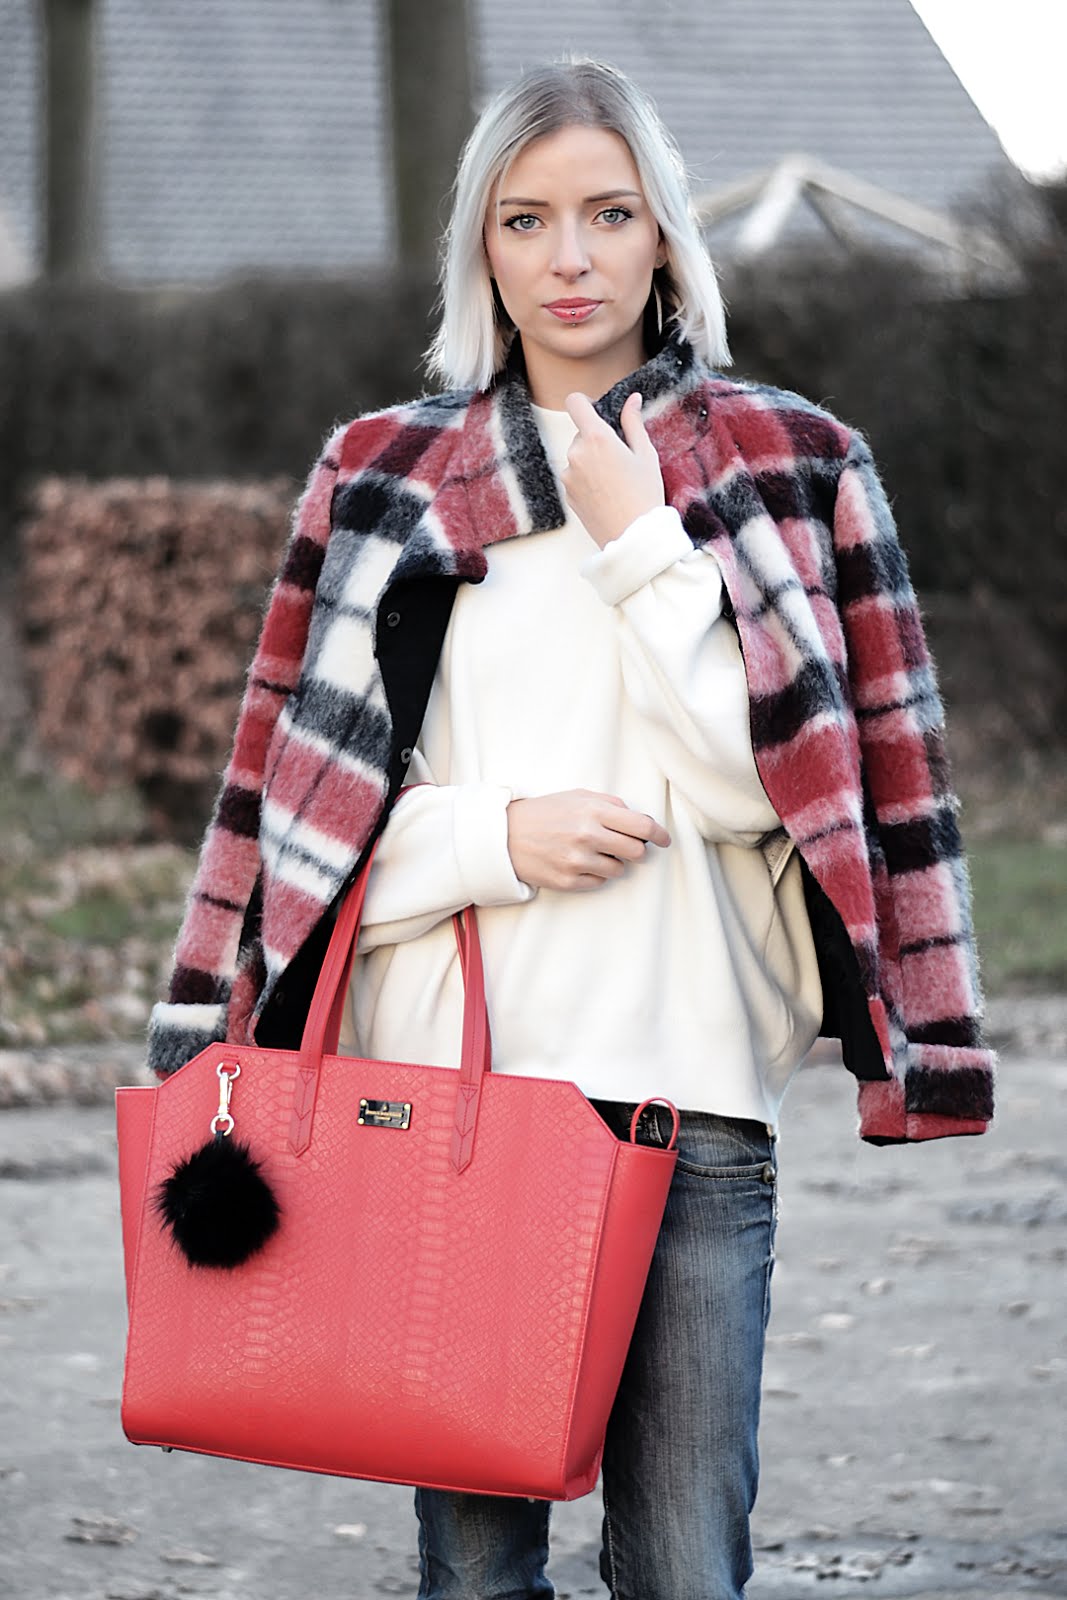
[518,331,650,411]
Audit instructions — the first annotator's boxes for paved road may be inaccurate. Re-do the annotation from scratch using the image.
[1,1050,1064,1599]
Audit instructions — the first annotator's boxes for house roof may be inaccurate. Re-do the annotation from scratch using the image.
[478,0,1010,211]
[0,0,1014,285]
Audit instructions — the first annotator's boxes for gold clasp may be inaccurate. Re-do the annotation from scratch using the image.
[210,1061,241,1136]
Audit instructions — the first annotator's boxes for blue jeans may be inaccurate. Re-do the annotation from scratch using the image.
[413,1098,779,1599]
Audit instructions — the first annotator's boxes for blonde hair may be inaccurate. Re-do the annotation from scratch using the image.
[423,54,732,392]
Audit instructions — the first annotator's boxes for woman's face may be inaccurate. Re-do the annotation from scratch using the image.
[483,124,667,398]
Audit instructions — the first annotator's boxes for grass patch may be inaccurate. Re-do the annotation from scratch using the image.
[968,838,1067,994]
[43,888,140,944]
[0,755,149,853]
[0,754,193,1043]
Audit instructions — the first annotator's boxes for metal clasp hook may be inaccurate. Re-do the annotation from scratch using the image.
[210,1061,241,1136]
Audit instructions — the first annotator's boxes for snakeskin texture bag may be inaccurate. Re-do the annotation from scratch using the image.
[115,835,679,1500]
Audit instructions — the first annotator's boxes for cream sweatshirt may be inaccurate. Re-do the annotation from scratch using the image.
[337,402,823,1128]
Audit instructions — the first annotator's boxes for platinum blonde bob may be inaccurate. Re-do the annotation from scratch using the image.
[423,55,732,393]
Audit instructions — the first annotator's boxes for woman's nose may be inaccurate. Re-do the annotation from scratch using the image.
[552,222,591,275]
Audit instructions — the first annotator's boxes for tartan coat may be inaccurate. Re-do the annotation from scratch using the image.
[147,326,996,1144]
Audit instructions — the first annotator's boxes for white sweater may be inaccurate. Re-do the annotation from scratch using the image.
[337,402,823,1128]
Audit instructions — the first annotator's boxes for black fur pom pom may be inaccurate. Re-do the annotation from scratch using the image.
[152,1134,281,1269]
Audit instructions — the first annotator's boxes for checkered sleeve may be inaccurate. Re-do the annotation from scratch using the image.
[832,430,996,1143]
[145,421,349,1079]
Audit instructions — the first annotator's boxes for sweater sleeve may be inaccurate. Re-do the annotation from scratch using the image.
[354,748,536,954]
[579,504,783,845]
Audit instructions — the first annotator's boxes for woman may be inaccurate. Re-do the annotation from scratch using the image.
[149,56,995,1600]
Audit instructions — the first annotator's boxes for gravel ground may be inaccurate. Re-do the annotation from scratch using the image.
[0,1040,1064,1599]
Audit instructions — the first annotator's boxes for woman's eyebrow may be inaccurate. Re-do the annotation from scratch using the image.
[496,189,642,206]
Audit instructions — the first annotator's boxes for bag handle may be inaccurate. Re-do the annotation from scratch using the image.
[288,787,492,1173]
[313,784,487,1069]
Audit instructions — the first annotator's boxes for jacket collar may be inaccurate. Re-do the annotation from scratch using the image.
[447,325,711,575]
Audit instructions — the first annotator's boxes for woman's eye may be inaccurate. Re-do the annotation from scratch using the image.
[502,206,634,232]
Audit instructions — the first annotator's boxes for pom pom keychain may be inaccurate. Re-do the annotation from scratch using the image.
[151,1062,281,1269]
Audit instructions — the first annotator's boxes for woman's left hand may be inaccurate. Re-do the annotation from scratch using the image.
[559,390,666,550]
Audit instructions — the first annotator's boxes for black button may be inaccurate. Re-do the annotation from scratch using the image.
[385,610,401,627]
[698,403,708,420]
[399,747,413,763]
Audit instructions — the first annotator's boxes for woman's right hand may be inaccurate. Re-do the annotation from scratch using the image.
[505,790,671,892]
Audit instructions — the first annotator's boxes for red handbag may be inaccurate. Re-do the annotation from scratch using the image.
[115,837,679,1501]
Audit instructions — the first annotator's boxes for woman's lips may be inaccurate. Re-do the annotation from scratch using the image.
[546,302,601,322]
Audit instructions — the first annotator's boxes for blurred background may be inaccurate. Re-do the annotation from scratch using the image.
[1,0,1064,1068]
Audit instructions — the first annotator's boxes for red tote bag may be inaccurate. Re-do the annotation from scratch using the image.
[116,837,679,1501]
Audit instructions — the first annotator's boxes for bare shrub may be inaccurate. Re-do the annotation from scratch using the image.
[20,475,294,838]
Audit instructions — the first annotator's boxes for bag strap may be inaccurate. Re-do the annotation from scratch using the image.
[289,790,492,1173]
[451,907,490,1173]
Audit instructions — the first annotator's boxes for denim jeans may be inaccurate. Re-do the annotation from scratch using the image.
[413,1097,779,1599]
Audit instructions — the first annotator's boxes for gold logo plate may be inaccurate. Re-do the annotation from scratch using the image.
[358,1098,412,1129]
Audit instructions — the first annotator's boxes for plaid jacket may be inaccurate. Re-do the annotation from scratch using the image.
[147,327,996,1144]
